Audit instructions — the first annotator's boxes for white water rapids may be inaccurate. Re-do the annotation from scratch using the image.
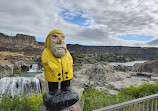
[28,64,39,72]
[0,77,41,97]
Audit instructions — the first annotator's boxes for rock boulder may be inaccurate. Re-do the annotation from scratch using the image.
[0,63,13,79]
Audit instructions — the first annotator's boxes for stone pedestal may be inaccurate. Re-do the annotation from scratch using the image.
[42,89,79,111]
[41,102,82,111]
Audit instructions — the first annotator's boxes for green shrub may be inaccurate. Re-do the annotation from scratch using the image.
[118,83,158,98]
[87,58,97,64]
[80,88,132,111]
[74,63,80,67]
[81,83,158,111]
[0,91,44,111]
[27,56,32,60]
[13,70,23,74]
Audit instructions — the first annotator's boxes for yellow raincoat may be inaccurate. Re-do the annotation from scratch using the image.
[42,30,73,82]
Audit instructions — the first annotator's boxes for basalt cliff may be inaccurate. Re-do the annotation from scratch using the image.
[67,44,158,60]
[0,32,158,60]
[0,33,43,56]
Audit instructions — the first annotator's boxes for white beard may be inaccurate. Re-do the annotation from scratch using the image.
[50,44,67,58]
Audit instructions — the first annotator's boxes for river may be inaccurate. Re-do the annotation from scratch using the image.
[109,61,146,66]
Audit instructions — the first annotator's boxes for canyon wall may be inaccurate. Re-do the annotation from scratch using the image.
[0,33,38,47]
[0,33,42,56]
[0,32,158,60]
[67,44,158,60]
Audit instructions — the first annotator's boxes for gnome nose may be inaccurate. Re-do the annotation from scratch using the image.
[57,38,62,44]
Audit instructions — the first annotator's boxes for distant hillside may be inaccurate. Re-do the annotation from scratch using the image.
[67,44,158,60]
[0,32,158,60]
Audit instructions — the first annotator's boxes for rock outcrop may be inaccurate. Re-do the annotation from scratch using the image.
[82,63,122,87]
[0,63,13,79]
[132,59,158,74]
[114,65,132,72]
[72,63,123,93]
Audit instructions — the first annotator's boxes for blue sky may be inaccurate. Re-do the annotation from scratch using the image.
[117,34,153,41]
[60,9,90,27]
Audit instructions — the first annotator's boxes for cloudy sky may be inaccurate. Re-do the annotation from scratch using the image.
[1,0,158,47]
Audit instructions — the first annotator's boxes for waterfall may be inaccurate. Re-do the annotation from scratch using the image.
[0,77,41,97]
[28,64,39,72]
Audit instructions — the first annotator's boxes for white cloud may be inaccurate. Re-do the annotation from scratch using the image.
[0,0,158,47]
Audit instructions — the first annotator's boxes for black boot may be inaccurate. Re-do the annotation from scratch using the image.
[43,82,60,110]
[61,80,73,92]
[61,80,79,107]
[48,82,59,96]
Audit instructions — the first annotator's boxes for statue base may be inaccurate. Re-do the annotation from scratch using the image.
[43,89,79,111]
[41,102,82,111]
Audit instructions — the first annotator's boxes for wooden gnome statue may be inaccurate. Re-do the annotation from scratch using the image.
[42,30,79,110]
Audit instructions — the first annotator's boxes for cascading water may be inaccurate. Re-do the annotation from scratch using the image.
[28,64,39,72]
[0,77,41,97]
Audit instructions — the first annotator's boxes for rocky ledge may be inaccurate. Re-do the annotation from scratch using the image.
[132,58,158,74]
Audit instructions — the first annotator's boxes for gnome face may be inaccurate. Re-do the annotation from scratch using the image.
[49,33,67,58]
